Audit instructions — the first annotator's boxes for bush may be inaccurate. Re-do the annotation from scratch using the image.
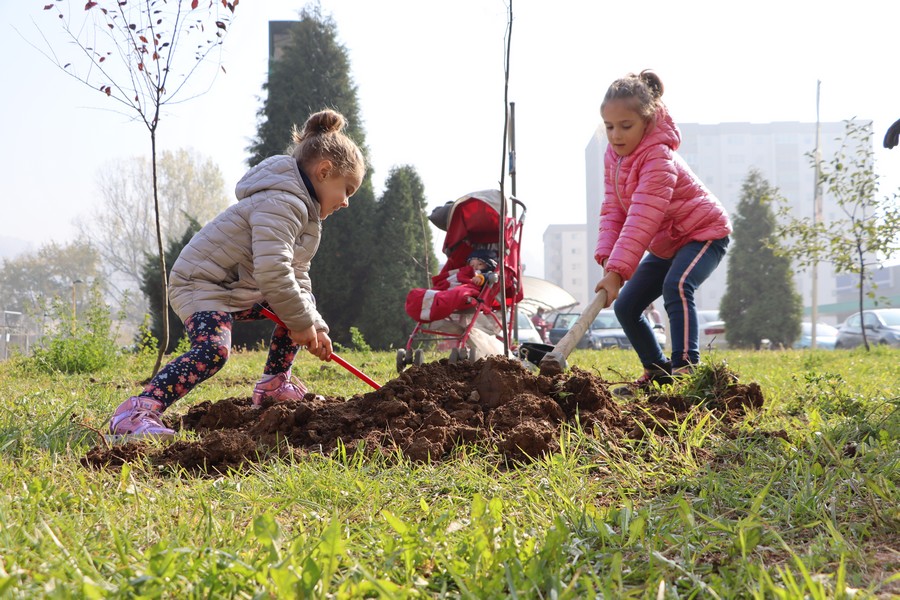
[31,284,120,374]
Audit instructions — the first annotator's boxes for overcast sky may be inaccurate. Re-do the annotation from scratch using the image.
[2,0,899,277]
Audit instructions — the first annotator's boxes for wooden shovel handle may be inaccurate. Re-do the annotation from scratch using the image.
[551,289,608,360]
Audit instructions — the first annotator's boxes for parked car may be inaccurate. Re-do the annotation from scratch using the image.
[547,310,665,350]
[514,311,544,345]
[793,322,838,349]
[834,308,900,349]
[697,310,727,349]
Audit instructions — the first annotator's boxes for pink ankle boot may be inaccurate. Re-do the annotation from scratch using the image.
[252,371,308,406]
[108,396,175,440]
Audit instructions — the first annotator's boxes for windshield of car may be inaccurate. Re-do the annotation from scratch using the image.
[517,312,536,330]
[879,310,900,327]
[591,312,621,329]
[552,313,579,329]
[697,310,720,323]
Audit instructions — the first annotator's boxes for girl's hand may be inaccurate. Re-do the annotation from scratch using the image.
[594,271,623,307]
[308,331,333,361]
[289,325,319,350]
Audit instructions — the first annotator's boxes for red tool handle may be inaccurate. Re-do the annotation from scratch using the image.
[328,353,381,390]
[258,305,381,390]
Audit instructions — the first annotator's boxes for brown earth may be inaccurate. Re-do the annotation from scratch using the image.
[82,356,765,475]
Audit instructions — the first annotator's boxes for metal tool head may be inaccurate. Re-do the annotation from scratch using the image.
[538,351,568,377]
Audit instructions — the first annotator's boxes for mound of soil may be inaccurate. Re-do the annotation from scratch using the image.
[82,357,764,474]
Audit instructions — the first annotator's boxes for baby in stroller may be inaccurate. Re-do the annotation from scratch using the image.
[398,189,525,371]
[405,248,499,324]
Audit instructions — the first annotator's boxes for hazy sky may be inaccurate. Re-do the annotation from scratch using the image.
[2,0,899,277]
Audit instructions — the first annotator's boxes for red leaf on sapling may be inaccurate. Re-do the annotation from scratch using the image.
[191,0,198,8]
[84,1,97,9]
[44,4,54,9]
[215,21,226,30]
[139,36,148,43]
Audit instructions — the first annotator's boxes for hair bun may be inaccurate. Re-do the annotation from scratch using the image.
[639,70,664,99]
[297,109,346,142]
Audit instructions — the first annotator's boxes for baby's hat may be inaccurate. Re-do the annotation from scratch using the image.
[467,248,498,270]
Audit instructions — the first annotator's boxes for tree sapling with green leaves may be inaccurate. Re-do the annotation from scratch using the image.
[775,120,900,350]
[37,0,239,375]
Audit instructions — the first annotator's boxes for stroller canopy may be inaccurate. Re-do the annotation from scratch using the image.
[429,190,512,256]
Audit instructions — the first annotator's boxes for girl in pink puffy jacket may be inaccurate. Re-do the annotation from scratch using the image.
[593,70,732,395]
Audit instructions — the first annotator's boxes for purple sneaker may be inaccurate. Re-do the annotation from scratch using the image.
[252,371,308,406]
[108,396,175,440]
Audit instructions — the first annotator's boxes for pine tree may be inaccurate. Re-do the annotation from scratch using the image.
[247,7,377,347]
[248,6,364,165]
[720,170,802,348]
[362,166,437,349]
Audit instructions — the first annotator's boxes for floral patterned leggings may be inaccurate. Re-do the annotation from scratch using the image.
[139,304,299,408]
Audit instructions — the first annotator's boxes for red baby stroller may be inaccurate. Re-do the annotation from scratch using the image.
[398,190,526,372]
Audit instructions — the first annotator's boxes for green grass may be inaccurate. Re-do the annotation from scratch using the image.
[0,346,897,598]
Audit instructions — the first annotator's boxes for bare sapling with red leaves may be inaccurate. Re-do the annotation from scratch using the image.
[36,0,239,376]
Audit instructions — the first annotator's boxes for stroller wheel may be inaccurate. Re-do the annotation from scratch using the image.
[413,348,425,366]
[396,348,408,373]
[449,348,459,364]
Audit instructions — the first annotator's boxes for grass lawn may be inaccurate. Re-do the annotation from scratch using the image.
[0,345,897,598]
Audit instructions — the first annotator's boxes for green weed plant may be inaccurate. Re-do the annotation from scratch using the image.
[29,284,121,375]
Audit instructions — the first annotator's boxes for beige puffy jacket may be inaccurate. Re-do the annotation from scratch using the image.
[168,155,328,333]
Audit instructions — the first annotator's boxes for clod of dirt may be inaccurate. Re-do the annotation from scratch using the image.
[82,357,765,474]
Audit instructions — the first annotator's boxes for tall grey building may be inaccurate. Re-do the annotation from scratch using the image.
[543,224,590,309]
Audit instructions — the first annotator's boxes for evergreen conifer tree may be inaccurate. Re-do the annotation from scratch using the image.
[248,6,364,165]
[720,170,802,348]
[247,7,377,347]
[362,166,437,349]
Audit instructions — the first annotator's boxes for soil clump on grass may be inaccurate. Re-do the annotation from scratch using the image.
[82,356,764,474]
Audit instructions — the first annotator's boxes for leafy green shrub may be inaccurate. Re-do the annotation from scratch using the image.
[31,284,120,374]
[349,326,372,352]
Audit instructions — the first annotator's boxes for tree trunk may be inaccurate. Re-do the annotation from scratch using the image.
[150,129,170,376]
[857,242,869,351]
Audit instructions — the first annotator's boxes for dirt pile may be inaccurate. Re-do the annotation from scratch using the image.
[82,357,764,474]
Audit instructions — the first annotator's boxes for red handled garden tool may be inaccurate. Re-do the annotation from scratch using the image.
[257,305,381,390]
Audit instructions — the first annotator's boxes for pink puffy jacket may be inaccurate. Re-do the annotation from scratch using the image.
[594,105,731,280]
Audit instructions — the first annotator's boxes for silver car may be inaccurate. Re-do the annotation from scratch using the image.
[835,309,900,349]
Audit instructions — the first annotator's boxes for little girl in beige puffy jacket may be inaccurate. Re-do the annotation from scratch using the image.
[108,109,366,441]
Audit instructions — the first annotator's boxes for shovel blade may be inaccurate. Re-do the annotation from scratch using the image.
[518,342,555,367]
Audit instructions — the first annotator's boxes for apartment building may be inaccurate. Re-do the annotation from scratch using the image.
[542,224,590,309]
